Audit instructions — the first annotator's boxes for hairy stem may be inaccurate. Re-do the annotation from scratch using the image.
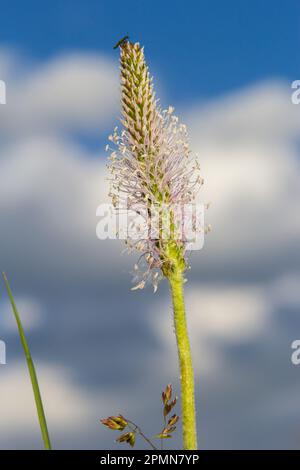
[168,268,197,450]
[2,272,52,450]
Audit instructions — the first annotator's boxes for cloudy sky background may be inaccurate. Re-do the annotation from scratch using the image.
[0,0,300,449]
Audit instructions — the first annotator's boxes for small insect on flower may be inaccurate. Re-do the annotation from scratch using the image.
[113,35,130,49]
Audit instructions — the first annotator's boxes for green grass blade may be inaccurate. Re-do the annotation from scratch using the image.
[2,272,52,450]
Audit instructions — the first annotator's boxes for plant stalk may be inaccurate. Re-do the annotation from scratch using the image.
[2,272,52,450]
[168,267,197,450]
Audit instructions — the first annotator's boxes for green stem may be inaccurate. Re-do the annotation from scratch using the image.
[2,272,52,450]
[168,267,197,450]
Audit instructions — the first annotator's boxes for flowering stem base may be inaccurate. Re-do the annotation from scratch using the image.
[168,268,197,450]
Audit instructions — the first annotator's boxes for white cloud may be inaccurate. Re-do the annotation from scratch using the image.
[185,285,270,340]
[0,48,299,449]
[0,48,299,289]
[187,81,300,145]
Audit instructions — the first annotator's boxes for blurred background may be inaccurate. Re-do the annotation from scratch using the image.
[0,0,300,449]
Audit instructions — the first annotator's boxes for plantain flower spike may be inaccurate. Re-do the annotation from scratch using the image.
[107,39,203,291]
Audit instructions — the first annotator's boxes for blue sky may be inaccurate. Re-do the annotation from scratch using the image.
[1,0,299,103]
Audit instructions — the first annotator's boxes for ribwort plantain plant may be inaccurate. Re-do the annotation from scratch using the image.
[101,384,180,449]
[104,38,207,450]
